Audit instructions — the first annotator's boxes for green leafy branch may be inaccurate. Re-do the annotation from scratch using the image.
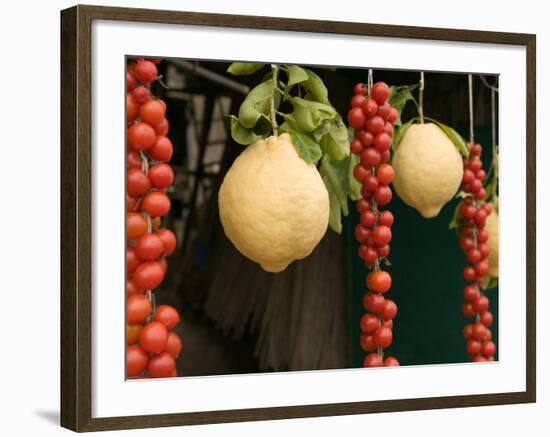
[226,62,354,233]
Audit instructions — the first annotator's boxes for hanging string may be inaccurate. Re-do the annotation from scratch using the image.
[468,74,474,145]
[479,74,499,94]
[491,86,496,157]
[419,72,425,124]
[367,68,373,96]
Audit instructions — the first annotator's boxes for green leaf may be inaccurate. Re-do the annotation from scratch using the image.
[238,79,279,129]
[291,97,337,132]
[320,119,350,160]
[427,118,470,158]
[286,65,309,87]
[448,200,462,230]
[301,68,329,104]
[323,175,343,233]
[393,119,413,149]
[279,124,322,164]
[479,275,499,291]
[225,115,262,145]
[348,154,362,201]
[320,155,350,216]
[227,63,265,75]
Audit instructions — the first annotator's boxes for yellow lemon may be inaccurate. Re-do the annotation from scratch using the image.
[392,123,463,218]
[486,210,499,277]
[218,133,329,272]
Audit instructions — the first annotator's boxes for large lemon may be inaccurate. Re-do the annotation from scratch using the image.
[486,210,499,277]
[392,123,463,218]
[218,133,329,272]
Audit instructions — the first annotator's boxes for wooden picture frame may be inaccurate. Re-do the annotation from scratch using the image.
[60,4,536,432]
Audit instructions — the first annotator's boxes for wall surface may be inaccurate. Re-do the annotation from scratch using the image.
[0,0,546,435]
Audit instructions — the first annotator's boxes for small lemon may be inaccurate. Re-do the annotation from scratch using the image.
[486,210,499,277]
[218,133,329,273]
[392,123,463,218]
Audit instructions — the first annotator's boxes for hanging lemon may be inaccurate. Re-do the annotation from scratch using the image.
[218,133,329,273]
[486,210,499,277]
[392,123,463,218]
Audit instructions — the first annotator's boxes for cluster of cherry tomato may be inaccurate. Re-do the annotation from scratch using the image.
[457,143,496,362]
[348,81,399,368]
[125,58,182,378]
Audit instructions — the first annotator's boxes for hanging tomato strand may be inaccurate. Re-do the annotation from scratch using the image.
[348,73,400,367]
[125,57,182,378]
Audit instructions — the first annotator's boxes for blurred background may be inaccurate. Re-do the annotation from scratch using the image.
[142,58,499,376]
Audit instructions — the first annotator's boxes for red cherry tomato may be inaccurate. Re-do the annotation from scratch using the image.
[384,356,400,366]
[165,331,182,358]
[127,345,148,377]
[134,60,158,83]
[154,118,170,136]
[481,341,496,358]
[126,71,137,92]
[126,294,152,324]
[360,313,380,334]
[374,326,393,348]
[361,147,381,167]
[127,324,143,345]
[127,150,142,169]
[139,100,166,126]
[139,321,168,353]
[126,247,141,274]
[148,163,174,189]
[371,82,391,104]
[142,191,171,217]
[132,86,152,104]
[154,305,181,329]
[374,185,392,205]
[133,261,165,290]
[382,299,398,320]
[377,164,394,185]
[351,94,366,108]
[378,210,394,227]
[148,352,176,378]
[363,293,386,313]
[363,352,383,367]
[480,311,493,327]
[135,233,165,260]
[127,93,139,122]
[348,107,366,129]
[377,102,391,120]
[126,277,143,295]
[366,271,392,293]
[157,229,177,256]
[362,98,378,117]
[463,285,478,302]
[354,83,367,95]
[360,333,377,352]
[128,122,156,151]
[148,136,173,162]
[366,115,385,134]
[373,225,392,247]
[127,168,151,197]
[386,107,398,124]
[127,212,147,240]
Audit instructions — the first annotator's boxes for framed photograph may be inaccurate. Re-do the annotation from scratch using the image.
[60,4,536,432]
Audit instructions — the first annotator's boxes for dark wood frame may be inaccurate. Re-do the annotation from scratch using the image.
[61,4,536,432]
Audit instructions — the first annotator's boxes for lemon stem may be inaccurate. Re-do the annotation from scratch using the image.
[270,64,279,136]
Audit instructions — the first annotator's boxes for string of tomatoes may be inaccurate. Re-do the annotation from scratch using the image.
[457,143,496,362]
[125,58,182,378]
[348,79,400,367]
